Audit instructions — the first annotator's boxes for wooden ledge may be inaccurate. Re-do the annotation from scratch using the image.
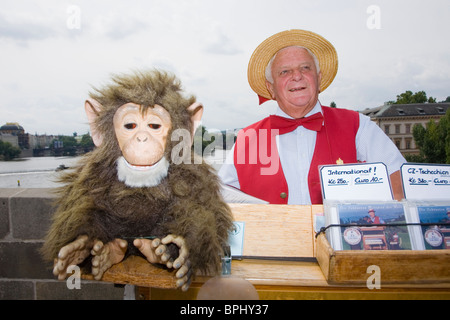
[82,255,178,289]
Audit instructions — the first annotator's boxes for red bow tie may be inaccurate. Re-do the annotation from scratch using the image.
[270,112,324,134]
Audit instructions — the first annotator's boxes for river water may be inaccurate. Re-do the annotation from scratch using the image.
[0,151,228,188]
[0,156,82,188]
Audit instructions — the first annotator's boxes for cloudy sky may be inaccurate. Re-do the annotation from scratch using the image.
[1,0,449,136]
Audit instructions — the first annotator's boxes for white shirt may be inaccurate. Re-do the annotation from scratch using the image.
[218,101,406,205]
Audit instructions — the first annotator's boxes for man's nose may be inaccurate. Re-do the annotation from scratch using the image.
[292,69,303,80]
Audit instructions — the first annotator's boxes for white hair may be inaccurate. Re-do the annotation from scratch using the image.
[265,46,320,83]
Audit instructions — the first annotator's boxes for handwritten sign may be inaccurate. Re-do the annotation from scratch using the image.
[320,162,393,201]
[401,163,450,200]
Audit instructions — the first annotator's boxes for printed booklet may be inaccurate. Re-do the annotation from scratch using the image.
[406,201,450,250]
[324,200,415,251]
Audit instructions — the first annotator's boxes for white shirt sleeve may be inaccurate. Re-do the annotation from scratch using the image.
[355,113,406,175]
[218,144,240,188]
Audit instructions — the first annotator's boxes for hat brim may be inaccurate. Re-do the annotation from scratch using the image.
[247,29,338,101]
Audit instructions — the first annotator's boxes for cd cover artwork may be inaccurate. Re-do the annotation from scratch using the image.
[336,203,412,251]
[416,206,450,250]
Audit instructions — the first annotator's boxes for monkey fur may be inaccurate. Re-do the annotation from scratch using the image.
[41,70,234,277]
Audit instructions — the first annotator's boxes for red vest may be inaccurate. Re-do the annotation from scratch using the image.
[372,216,381,224]
[234,106,359,204]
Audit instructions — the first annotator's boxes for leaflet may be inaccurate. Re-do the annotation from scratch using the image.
[324,200,414,251]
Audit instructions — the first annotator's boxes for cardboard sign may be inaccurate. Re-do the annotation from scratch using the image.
[320,162,393,201]
[401,163,450,200]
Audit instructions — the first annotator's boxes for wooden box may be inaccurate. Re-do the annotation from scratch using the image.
[315,232,450,285]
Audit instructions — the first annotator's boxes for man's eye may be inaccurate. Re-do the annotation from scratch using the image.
[124,123,137,130]
[148,124,161,129]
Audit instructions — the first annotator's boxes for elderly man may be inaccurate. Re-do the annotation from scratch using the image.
[219,29,406,205]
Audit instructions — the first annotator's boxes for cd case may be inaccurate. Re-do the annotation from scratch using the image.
[323,200,416,251]
[406,201,450,250]
[323,200,450,251]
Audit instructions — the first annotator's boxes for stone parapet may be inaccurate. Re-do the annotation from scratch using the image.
[0,188,126,300]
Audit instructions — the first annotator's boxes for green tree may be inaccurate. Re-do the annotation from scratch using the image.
[393,90,436,104]
[411,109,450,164]
[443,109,450,163]
[412,123,426,151]
[52,135,78,156]
[193,125,221,156]
[0,140,21,160]
[80,133,94,152]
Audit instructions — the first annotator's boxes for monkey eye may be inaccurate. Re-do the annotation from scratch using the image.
[148,124,162,130]
[124,123,137,130]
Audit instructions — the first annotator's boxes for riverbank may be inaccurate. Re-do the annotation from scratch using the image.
[0,156,80,188]
[0,150,228,188]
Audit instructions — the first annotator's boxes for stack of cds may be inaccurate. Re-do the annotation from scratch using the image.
[323,200,450,251]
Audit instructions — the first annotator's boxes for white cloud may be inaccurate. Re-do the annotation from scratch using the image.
[203,24,242,55]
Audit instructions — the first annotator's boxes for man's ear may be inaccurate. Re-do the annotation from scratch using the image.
[317,71,323,93]
[85,98,104,147]
[187,102,203,139]
[265,80,276,99]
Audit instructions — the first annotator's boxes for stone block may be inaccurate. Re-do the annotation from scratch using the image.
[9,188,56,240]
[0,242,53,279]
[0,280,35,300]
[36,280,125,300]
[0,196,10,239]
[0,189,23,239]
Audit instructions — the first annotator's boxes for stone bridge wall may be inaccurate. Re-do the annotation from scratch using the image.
[0,188,127,300]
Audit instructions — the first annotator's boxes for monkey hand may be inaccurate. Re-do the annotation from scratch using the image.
[53,235,93,280]
[134,235,192,291]
[91,238,128,280]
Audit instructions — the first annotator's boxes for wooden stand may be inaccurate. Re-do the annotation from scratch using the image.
[91,204,450,300]
[316,233,450,285]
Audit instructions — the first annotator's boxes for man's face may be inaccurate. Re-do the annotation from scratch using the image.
[266,47,322,118]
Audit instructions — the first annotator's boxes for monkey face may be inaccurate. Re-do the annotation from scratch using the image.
[113,103,171,166]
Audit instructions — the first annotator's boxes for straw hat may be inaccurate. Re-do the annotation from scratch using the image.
[247,29,338,102]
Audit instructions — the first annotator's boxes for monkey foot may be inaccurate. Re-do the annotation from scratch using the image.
[53,235,92,280]
[91,238,128,280]
[134,234,192,291]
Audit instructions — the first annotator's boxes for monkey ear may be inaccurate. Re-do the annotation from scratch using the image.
[85,98,104,147]
[187,102,204,138]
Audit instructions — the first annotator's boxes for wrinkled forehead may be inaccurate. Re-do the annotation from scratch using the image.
[113,103,171,123]
[273,46,318,66]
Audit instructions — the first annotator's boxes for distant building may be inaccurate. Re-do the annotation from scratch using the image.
[360,103,450,157]
[0,122,24,134]
[28,134,58,149]
[0,133,18,147]
[0,122,29,149]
